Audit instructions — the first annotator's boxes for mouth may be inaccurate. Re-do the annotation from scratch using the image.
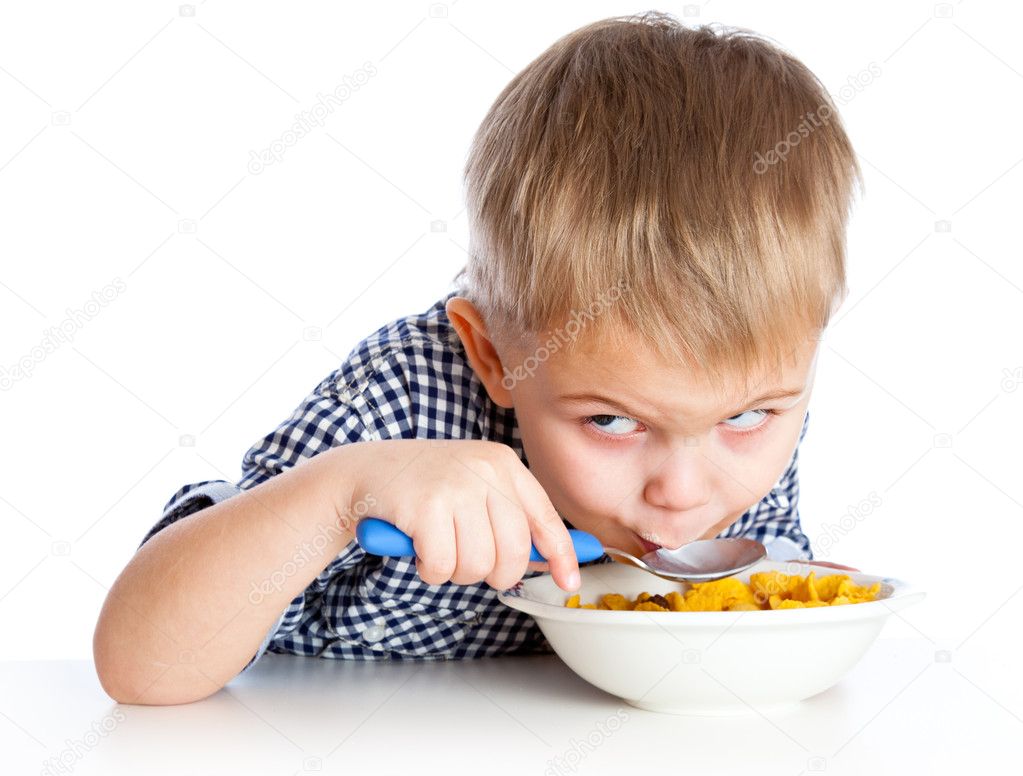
[634,533,662,554]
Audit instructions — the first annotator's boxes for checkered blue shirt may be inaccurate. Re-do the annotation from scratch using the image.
[138,290,812,673]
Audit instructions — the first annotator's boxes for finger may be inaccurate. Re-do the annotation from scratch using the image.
[411,502,457,586]
[525,560,550,572]
[449,504,497,586]
[512,471,580,592]
[484,491,532,591]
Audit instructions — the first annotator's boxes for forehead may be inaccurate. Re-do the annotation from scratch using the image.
[512,328,818,422]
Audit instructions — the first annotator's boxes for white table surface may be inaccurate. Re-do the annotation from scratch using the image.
[4,636,1018,775]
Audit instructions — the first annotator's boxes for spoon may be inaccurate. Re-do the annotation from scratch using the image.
[355,517,766,583]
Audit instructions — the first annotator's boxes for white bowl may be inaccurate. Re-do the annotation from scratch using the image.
[498,559,925,715]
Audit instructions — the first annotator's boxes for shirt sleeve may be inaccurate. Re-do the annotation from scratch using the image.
[721,411,814,561]
[135,351,408,673]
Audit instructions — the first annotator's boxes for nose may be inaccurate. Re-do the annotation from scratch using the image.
[642,445,713,518]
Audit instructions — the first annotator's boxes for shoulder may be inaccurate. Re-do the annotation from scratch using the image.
[331,291,467,396]
[313,291,504,441]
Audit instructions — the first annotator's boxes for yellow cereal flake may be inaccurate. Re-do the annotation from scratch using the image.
[813,574,847,601]
[684,577,757,611]
[634,601,669,612]
[600,593,631,610]
[789,572,820,603]
[665,591,687,612]
[565,571,881,612]
[749,571,799,602]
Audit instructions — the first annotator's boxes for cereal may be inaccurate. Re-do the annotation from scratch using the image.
[563,571,881,611]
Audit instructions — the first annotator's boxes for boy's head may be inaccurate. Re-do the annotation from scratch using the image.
[447,13,861,554]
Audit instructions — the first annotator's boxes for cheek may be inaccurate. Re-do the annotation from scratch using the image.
[545,438,617,504]
[713,417,806,512]
[521,425,635,511]
[716,461,782,514]
[700,451,790,538]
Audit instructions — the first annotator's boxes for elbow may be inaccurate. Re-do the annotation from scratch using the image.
[93,653,226,706]
[93,620,226,706]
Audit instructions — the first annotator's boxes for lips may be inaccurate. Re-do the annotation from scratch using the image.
[636,534,661,553]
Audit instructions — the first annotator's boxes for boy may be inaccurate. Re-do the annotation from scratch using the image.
[94,12,860,705]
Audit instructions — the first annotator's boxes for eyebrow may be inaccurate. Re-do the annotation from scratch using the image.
[558,386,806,419]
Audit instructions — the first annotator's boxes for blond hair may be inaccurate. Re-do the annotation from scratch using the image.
[457,11,862,385]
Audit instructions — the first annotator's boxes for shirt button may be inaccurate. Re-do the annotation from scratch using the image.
[363,623,386,643]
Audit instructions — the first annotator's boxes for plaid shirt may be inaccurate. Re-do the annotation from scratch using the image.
[138,290,812,672]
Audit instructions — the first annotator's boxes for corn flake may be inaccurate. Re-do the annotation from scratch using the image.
[564,570,881,612]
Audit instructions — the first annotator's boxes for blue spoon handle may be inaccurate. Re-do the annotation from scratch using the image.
[355,517,605,563]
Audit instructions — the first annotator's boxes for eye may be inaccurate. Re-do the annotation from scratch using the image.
[721,409,771,431]
[586,414,641,436]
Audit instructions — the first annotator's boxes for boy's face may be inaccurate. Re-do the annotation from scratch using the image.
[447,298,818,556]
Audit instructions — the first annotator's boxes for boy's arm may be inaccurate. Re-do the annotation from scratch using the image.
[137,478,367,676]
[95,347,403,705]
[93,443,362,706]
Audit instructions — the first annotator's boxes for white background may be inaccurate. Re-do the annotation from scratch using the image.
[1,0,1019,711]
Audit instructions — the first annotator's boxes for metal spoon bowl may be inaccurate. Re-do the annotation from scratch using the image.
[601,538,767,583]
[356,518,766,584]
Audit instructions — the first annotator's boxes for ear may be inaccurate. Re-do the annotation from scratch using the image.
[445,296,514,408]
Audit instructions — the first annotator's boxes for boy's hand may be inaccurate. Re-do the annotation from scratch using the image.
[336,439,581,592]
